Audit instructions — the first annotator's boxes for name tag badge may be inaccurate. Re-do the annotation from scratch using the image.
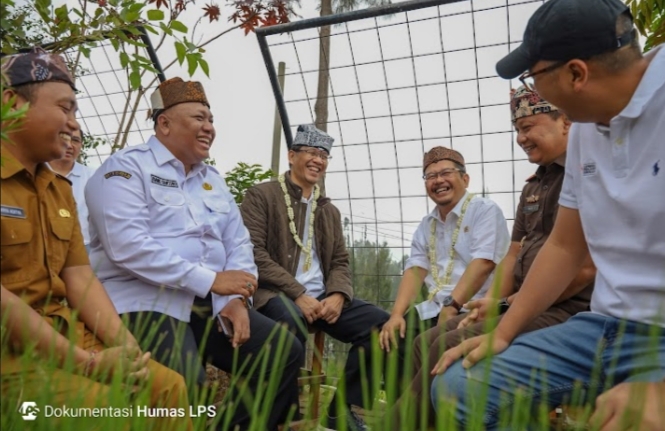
[0,205,27,219]
[523,204,540,214]
[150,174,179,188]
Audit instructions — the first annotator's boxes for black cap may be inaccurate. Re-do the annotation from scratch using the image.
[496,0,633,79]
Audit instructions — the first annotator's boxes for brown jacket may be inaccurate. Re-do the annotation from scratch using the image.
[240,172,352,309]
[513,155,593,315]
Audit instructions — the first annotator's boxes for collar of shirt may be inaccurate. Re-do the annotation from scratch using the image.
[1,144,57,184]
[595,44,665,134]
[535,153,566,179]
[148,135,207,177]
[428,190,471,225]
[65,162,84,178]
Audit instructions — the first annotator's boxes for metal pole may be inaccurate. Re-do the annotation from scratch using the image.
[271,62,286,178]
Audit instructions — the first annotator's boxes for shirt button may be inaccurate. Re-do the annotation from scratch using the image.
[543,185,549,190]
[517,258,522,263]
[288,254,292,258]
[165,196,171,202]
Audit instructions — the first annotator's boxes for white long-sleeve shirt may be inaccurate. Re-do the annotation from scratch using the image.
[85,136,257,322]
[406,192,510,319]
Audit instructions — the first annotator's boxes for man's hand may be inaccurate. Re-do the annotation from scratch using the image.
[589,382,665,431]
[220,298,251,348]
[295,294,322,324]
[438,306,459,326]
[319,293,344,324]
[90,345,150,382]
[210,270,257,298]
[457,298,499,329]
[431,330,511,375]
[379,315,406,352]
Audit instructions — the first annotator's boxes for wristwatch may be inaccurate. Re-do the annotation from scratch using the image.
[498,298,511,314]
[442,295,462,312]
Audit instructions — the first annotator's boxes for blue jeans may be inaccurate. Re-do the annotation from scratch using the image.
[431,312,665,430]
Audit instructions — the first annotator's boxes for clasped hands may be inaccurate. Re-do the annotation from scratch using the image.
[295,293,345,325]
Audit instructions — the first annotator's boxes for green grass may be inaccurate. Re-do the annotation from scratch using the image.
[2,304,662,431]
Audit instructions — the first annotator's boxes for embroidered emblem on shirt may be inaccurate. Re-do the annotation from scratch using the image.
[464,226,469,233]
[203,182,213,190]
[525,195,539,203]
[104,171,132,180]
[523,204,539,214]
[150,174,178,188]
[582,162,597,177]
[58,209,71,218]
[0,205,26,219]
[653,160,660,177]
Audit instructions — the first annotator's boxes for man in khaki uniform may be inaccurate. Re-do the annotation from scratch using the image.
[1,47,191,431]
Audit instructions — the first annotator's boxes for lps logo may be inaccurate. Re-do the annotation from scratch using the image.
[19,401,39,421]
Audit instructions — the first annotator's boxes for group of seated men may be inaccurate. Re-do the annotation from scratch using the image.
[1,0,663,430]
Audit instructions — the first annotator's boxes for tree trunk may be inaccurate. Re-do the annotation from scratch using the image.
[315,0,333,195]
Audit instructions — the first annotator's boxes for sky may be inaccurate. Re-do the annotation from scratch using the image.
[50,0,548,259]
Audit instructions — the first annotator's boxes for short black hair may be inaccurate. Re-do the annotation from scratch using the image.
[9,82,45,103]
[589,13,642,73]
[453,161,466,174]
[546,111,562,121]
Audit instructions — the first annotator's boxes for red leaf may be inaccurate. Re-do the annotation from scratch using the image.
[147,0,169,10]
[202,3,221,22]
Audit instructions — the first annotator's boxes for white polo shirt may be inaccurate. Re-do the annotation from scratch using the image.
[559,45,665,327]
[406,192,510,319]
[48,162,96,245]
[85,136,257,322]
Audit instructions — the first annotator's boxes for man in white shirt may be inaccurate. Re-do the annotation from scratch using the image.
[49,126,95,251]
[432,1,665,429]
[86,77,302,431]
[379,147,510,347]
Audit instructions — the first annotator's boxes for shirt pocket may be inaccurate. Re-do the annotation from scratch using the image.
[49,217,74,271]
[203,196,231,240]
[149,187,187,234]
[1,218,34,279]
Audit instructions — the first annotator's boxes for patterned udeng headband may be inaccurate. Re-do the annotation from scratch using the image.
[510,86,558,122]
[1,47,75,90]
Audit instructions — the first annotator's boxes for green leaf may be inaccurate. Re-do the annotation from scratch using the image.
[79,45,91,58]
[186,53,198,76]
[199,58,210,77]
[110,37,120,51]
[129,71,141,89]
[129,3,144,13]
[143,24,158,35]
[159,22,173,36]
[175,41,186,65]
[147,9,164,21]
[170,20,187,33]
[119,51,130,68]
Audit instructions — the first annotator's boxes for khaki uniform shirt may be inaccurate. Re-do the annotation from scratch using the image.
[512,156,593,315]
[1,144,89,373]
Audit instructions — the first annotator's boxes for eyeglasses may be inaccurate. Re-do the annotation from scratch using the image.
[518,61,566,92]
[293,147,332,161]
[423,168,464,181]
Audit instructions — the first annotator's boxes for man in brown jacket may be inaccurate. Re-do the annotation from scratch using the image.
[240,125,396,431]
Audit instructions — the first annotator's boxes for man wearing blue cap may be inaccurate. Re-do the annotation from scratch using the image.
[431,0,665,429]
[241,124,399,431]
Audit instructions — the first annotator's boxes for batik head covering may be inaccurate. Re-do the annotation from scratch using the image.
[423,146,465,172]
[510,86,558,122]
[293,124,334,153]
[150,77,209,115]
[1,47,75,90]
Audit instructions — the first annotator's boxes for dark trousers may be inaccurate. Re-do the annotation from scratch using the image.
[125,294,303,431]
[260,293,400,426]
